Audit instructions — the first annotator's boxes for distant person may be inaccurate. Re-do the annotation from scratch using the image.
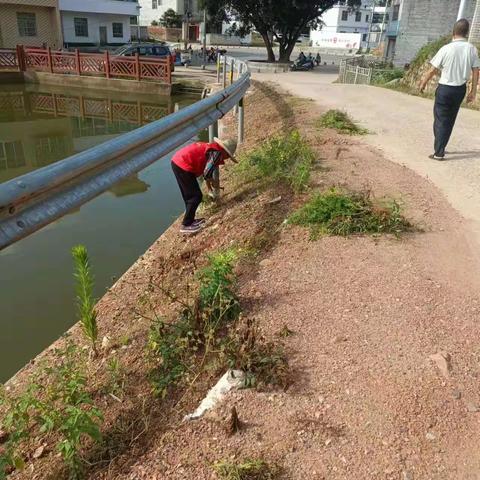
[171,138,238,234]
[420,19,479,161]
[315,53,321,66]
[298,51,306,63]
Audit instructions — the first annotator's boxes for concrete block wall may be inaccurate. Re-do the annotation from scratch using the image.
[394,0,476,65]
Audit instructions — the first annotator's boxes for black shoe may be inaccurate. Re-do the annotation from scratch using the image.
[429,154,445,161]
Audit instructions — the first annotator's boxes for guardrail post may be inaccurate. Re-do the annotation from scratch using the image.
[174,102,179,112]
[135,53,141,81]
[216,54,221,83]
[222,56,227,88]
[166,56,172,84]
[105,51,110,79]
[209,120,218,143]
[230,58,235,85]
[75,49,81,75]
[47,47,53,73]
[208,120,220,199]
[238,97,245,145]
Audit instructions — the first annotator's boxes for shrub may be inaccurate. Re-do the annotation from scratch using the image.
[213,458,280,480]
[237,131,314,192]
[318,110,367,135]
[372,68,404,85]
[289,189,412,239]
[72,245,98,355]
[197,248,241,331]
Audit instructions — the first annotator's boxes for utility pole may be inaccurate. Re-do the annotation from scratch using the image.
[202,8,207,68]
[457,0,468,20]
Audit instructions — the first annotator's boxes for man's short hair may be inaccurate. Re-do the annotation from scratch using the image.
[454,19,470,38]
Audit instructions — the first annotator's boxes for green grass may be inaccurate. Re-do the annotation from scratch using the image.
[289,189,412,239]
[371,68,404,85]
[235,130,314,192]
[318,110,368,135]
[213,459,280,480]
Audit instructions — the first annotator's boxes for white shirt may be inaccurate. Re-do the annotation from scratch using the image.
[430,38,480,86]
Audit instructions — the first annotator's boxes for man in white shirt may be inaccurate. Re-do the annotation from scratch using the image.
[420,19,480,161]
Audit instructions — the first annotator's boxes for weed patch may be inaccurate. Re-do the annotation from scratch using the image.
[235,131,314,192]
[318,110,368,135]
[213,458,280,480]
[289,189,412,239]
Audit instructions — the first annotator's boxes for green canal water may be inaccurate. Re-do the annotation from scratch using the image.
[0,83,199,382]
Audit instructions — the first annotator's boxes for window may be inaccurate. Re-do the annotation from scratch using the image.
[341,10,348,21]
[355,11,362,22]
[112,22,123,38]
[74,17,88,37]
[0,141,25,170]
[130,16,138,25]
[17,13,37,37]
[362,33,367,41]
[365,15,369,22]
[392,4,400,21]
[152,0,157,9]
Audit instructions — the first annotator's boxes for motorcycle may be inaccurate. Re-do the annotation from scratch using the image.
[290,59,315,71]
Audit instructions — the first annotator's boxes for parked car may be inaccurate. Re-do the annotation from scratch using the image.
[113,43,175,70]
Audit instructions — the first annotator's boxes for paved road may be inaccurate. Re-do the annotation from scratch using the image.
[255,69,480,245]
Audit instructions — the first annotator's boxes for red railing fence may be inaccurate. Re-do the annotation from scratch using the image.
[0,45,171,84]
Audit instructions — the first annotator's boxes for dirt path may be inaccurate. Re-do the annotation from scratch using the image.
[254,70,480,249]
[119,86,480,480]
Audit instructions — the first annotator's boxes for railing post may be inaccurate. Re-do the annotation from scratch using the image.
[47,47,53,73]
[166,57,172,84]
[135,53,141,81]
[105,51,110,79]
[230,58,235,85]
[222,56,227,88]
[354,65,359,85]
[216,54,221,83]
[16,45,26,72]
[238,97,245,145]
[75,49,81,76]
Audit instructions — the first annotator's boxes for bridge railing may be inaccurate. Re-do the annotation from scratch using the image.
[0,57,249,250]
[0,46,172,83]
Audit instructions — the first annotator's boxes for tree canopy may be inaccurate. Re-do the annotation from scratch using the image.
[201,0,362,62]
[160,8,183,28]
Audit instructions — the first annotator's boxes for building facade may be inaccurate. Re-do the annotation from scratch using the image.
[385,0,476,65]
[59,0,139,46]
[0,0,63,48]
[312,0,387,50]
[139,0,201,40]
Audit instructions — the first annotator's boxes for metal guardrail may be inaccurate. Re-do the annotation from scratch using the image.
[0,57,250,250]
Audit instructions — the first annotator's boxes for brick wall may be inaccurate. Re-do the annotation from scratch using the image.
[394,0,476,65]
[148,26,182,42]
[0,1,62,48]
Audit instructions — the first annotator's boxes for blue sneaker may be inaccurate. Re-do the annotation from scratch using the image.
[180,223,203,235]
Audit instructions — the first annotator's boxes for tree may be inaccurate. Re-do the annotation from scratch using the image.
[160,8,183,28]
[201,0,361,62]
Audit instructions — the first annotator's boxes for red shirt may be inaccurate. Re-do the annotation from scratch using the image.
[172,142,226,177]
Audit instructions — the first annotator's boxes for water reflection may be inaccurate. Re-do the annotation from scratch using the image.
[0,84,197,382]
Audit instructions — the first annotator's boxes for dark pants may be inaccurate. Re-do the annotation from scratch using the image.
[171,162,202,226]
[433,83,466,157]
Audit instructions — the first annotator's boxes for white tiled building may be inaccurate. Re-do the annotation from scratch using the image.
[139,0,201,28]
[60,0,140,46]
[311,1,387,50]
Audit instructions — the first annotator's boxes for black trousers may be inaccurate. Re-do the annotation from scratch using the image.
[433,83,466,157]
[171,162,202,226]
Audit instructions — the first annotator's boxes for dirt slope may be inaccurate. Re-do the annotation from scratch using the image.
[6,81,480,480]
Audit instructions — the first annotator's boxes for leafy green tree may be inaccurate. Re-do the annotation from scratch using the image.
[200,0,361,62]
[160,8,183,28]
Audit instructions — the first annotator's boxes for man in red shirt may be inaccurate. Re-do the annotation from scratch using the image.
[171,137,238,234]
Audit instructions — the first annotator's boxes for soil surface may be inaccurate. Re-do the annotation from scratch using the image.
[5,80,480,480]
